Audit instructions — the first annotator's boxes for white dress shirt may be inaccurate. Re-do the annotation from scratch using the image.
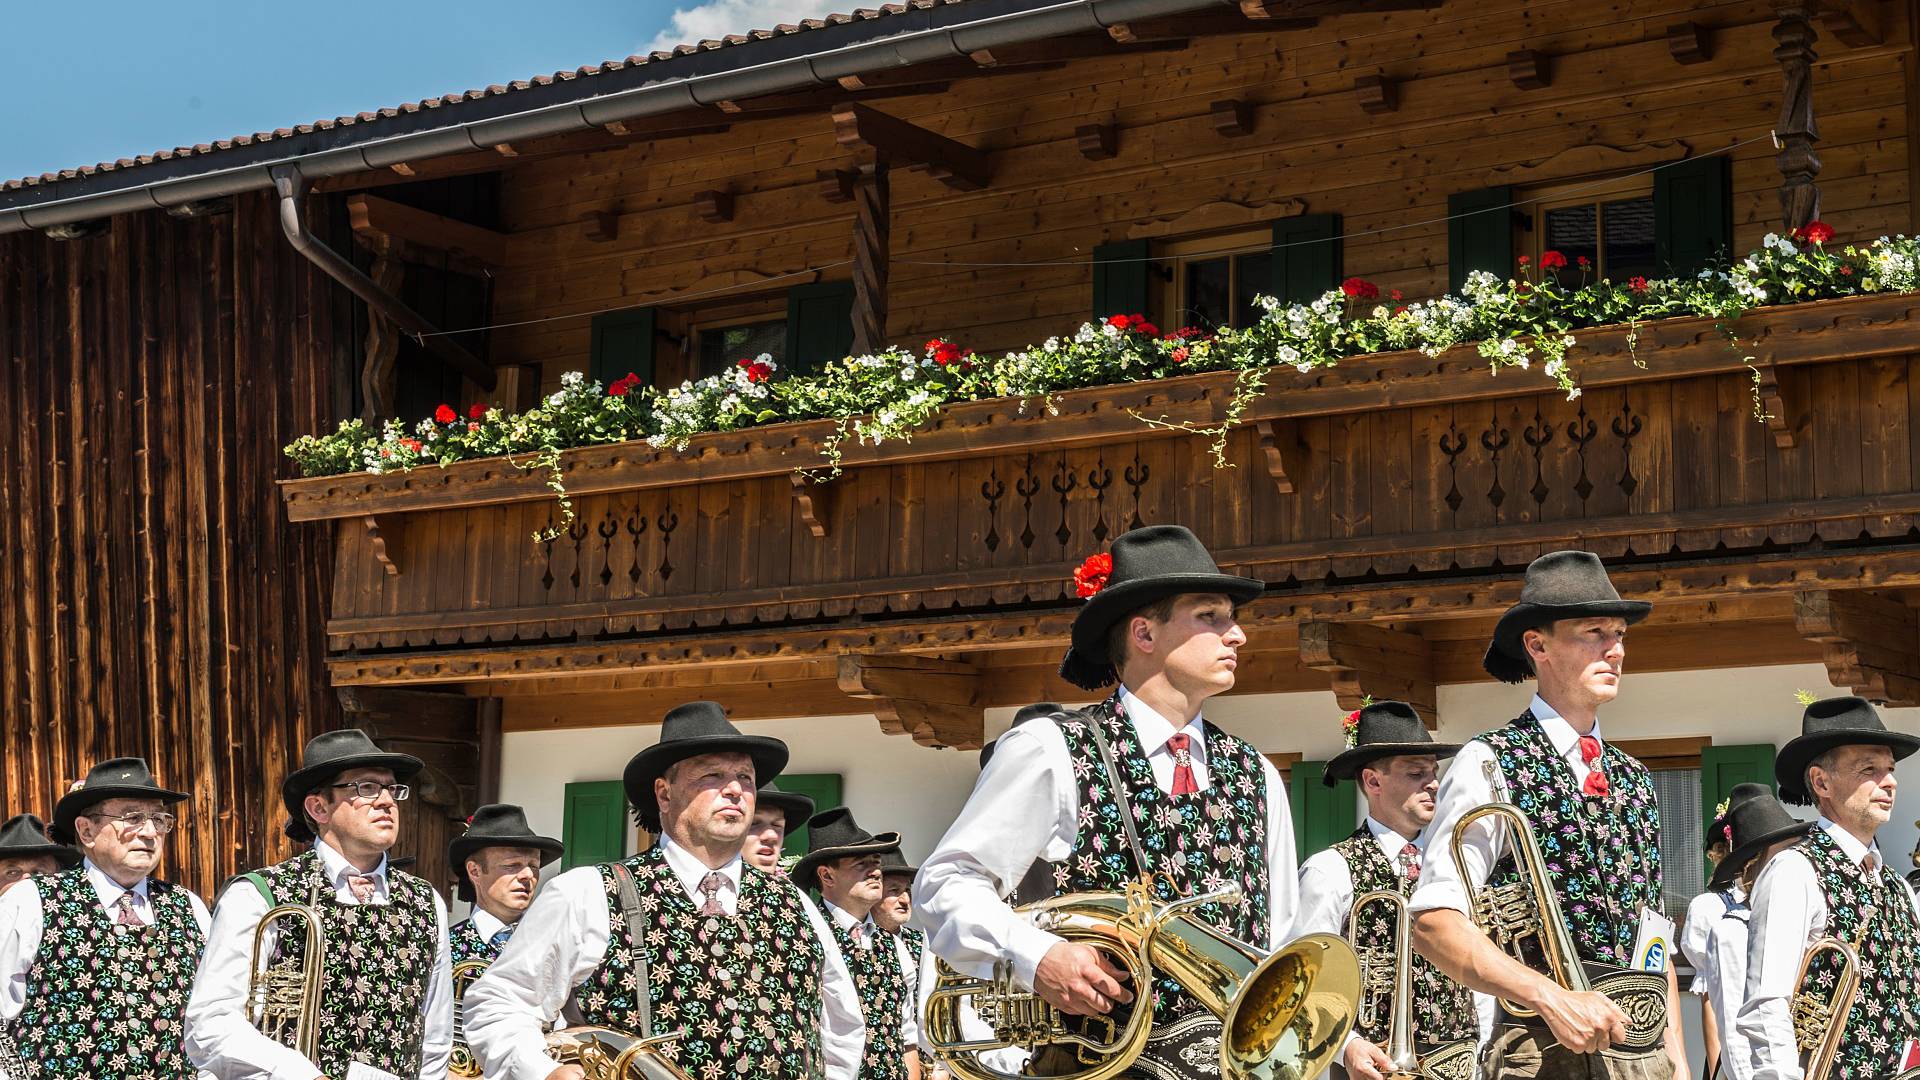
[915,687,1298,992]
[1681,888,1736,995]
[0,859,211,1021]
[184,840,454,1080]
[462,835,866,1080]
[826,901,920,1049]
[1737,818,1919,1080]
[467,906,510,945]
[1702,888,1755,1080]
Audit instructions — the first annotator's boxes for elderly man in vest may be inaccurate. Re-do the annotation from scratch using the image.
[463,700,865,1080]
[0,758,208,1079]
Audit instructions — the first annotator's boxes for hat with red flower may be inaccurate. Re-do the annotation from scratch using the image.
[1057,524,1265,691]
[1709,782,1812,890]
[1321,700,1461,786]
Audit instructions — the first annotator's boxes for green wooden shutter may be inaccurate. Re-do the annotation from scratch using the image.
[1270,214,1344,305]
[772,773,843,858]
[785,281,856,373]
[588,307,655,390]
[1289,760,1358,859]
[1447,186,1516,295]
[1700,743,1776,875]
[561,779,628,870]
[1655,155,1733,278]
[1092,239,1152,320]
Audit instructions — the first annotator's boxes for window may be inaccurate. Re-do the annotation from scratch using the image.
[693,318,786,380]
[1530,175,1658,284]
[1157,231,1274,333]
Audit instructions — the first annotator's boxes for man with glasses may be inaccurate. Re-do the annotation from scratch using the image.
[186,730,453,1080]
[0,757,209,1079]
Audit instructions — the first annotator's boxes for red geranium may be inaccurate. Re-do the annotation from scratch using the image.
[1107,314,1133,330]
[400,437,423,453]
[608,372,643,397]
[1072,552,1113,598]
[1134,320,1160,337]
[467,422,480,433]
[1341,277,1380,301]
[1840,265,1855,276]
[926,339,971,367]
[1170,346,1190,363]
[1517,255,1531,267]
[1627,276,1650,293]
[739,358,773,383]
[1539,250,1569,271]
[467,402,488,420]
[433,404,457,425]
[1576,255,1591,269]
[1389,288,1404,302]
[1799,220,1836,244]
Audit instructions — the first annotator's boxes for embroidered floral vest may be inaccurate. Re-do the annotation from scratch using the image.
[897,924,926,987]
[256,851,439,1080]
[1795,828,1920,1080]
[574,848,824,1080]
[1051,693,1271,1025]
[7,867,202,1080]
[448,916,499,965]
[1334,828,1478,1047]
[833,919,908,1080]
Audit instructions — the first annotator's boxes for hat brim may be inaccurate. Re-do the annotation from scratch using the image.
[450,833,565,898]
[279,751,426,830]
[53,783,190,844]
[0,841,83,870]
[1061,573,1265,691]
[1774,731,1920,804]
[1710,820,1814,890]
[1483,600,1653,683]
[792,831,903,890]
[1322,742,1463,785]
[624,735,790,831]
[756,790,817,826]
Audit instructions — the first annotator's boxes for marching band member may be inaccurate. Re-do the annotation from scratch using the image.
[0,815,78,899]
[1698,784,1809,1080]
[1293,700,1481,1080]
[741,786,813,874]
[0,758,208,1079]
[917,523,1298,1077]
[796,809,919,1080]
[873,846,925,1014]
[186,729,454,1080]
[1409,550,1688,1079]
[462,701,865,1080]
[447,804,563,965]
[1683,791,1754,1080]
[1738,696,1920,1080]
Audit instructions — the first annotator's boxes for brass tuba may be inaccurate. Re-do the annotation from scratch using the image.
[1453,761,1667,1050]
[1790,906,1871,1080]
[1347,891,1476,1080]
[246,899,326,1059]
[448,959,489,1079]
[924,878,1359,1080]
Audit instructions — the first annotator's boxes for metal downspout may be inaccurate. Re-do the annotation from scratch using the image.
[269,166,496,390]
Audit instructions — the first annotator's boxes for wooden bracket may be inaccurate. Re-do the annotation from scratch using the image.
[582,208,620,243]
[791,474,836,538]
[1666,22,1712,64]
[1253,419,1309,495]
[1794,590,1920,706]
[695,189,735,223]
[349,194,508,265]
[1298,621,1438,725]
[833,103,990,191]
[817,169,859,204]
[1076,123,1118,161]
[1211,99,1255,137]
[1755,361,1797,448]
[838,654,985,749]
[1821,1,1883,46]
[1507,49,1550,90]
[1354,73,1398,114]
[362,514,405,576]
[492,143,519,158]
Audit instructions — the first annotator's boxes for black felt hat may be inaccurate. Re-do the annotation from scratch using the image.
[1710,782,1814,890]
[53,758,189,844]
[448,803,564,902]
[1059,525,1264,691]
[1483,550,1652,683]
[623,701,788,833]
[980,702,1068,770]
[754,786,816,829]
[880,846,919,879]
[280,730,425,843]
[1775,696,1920,806]
[1323,701,1463,785]
[791,807,901,891]
[0,814,81,870]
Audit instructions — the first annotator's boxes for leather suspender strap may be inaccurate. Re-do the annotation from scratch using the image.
[608,861,653,1039]
[1067,703,1153,877]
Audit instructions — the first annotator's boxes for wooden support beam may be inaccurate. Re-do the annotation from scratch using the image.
[969,36,1187,66]
[833,103,990,191]
[492,143,519,157]
[348,194,508,265]
[1794,589,1920,706]
[339,686,478,743]
[839,654,984,749]
[1109,11,1311,41]
[363,514,405,577]
[1820,0,1883,46]
[1507,48,1550,90]
[850,162,890,355]
[694,189,735,223]
[1354,73,1397,114]
[718,82,953,119]
[1076,123,1118,161]
[1299,621,1438,725]
[582,208,619,243]
[817,169,859,203]
[1211,98,1255,137]
[1773,1,1823,229]
[1667,22,1713,64]
[1756,362,1798,448]
[791,474,835,538]
[1254,419,1308,495]
[390,162,418,178]
[359,243,404,421]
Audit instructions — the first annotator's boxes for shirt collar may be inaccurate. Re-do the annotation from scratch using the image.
[313,838,387,884]
[82,859,147,907]
[1816,816,1882,868]
[659,834,742,894]
[1363,816,1415,859]
[824,899,875,932]
[1120,686,1207,757]
[1530,694,1603,756]
[469,907,510,941]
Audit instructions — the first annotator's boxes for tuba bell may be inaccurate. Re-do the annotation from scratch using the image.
[246,898,326,1059]
[1790,906,1870,1080]
[543,1026,693,1080]
[1347,891,1476,1080]
[924,878,1359,1080]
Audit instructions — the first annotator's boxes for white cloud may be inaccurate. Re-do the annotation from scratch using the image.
[642,0,850,54]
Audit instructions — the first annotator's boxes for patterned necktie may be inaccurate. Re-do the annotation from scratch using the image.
[698,870,727,916]
[489,926,513,951]
[1399,842,1421,881]
[848,921,866,947]
[346,873,378,904]
[1578,734,1609,797]
[114,891,141,926]
[1167,732,1198,796]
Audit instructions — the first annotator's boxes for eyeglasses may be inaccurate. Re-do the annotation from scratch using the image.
[84,811,178,834]
[329,781,410,803]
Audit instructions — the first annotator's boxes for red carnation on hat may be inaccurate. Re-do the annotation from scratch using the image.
[1073,552,1113,598]
[1343,709,1362,748]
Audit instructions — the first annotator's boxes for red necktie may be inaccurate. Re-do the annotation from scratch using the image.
[1399,843,1421,881]
[1167,733,1198,796]
[346,874,378,904]
[1578,735,1609,797]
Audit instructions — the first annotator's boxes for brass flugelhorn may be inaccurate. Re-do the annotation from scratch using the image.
[1790,904,1870,1080]
[246,897,326,1059]
[1346,891,1475,1080]
[924,877,1359,1080]
[543,1027,693,1080]
[448,959,489,1079]
[1452,761,1667,1050]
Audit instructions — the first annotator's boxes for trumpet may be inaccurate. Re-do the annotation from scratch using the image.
[924,878,1359,1080]
[247,899,326,1059]
[1454,761,1667,1050]
[448,959,488,1078]
[1346,891,1475,1080]
[1790,905,1871,1080]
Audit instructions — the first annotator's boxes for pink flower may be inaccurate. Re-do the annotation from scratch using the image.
[1170,346,1190,363]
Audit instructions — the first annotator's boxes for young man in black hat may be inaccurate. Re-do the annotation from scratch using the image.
[448,804,564,966]
[742,785,814,874]
[1737,695,1920,1080]
[185,730,454,1080]
[0,815,79,899]
[0,758,209,1080]
[462,700,865,1080]
[917,523,1298,1077]
[1294,701,1482,1080]
[797,808,920,1080]
[1408,549,1686,1079]
[1680,787,1762,1080]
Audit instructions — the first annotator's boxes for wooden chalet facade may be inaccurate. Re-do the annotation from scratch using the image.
[4,0,1920,900]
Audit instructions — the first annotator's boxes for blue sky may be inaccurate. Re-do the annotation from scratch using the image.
[0,0,841,182]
